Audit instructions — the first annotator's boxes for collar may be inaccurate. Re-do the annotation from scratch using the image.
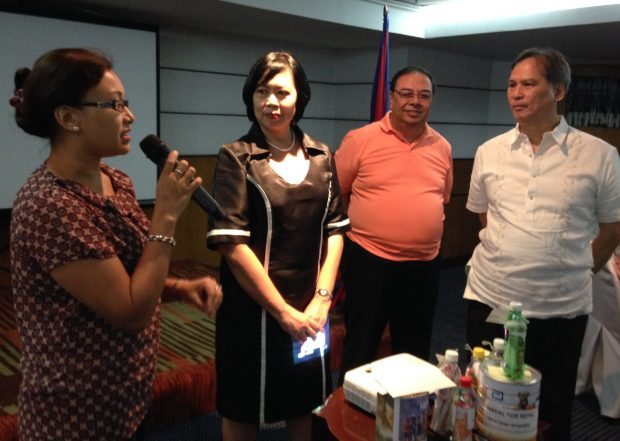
[378,112,393,133]
[246,123,328,157]
[509,116,569,151]
[43,162,132,208]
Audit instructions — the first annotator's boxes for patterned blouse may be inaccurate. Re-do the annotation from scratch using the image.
[10,163,158,440]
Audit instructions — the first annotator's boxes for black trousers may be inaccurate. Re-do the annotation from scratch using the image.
[466,300,587,441]
[338,237,441,385]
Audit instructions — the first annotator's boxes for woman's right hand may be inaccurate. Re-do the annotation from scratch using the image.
[217,243,322,341]
[151,151,202,231]
[276,304,321,342]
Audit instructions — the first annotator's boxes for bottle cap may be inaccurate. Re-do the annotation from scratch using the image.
[445,349,459,363]
[509,301,522,311]
[460,376,472,388]
[493,338,505,351]
[473,347,486,359]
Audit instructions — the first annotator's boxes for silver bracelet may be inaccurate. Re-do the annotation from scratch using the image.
[146,234,176,247]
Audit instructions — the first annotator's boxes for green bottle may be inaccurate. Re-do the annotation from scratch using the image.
[503,301,527,380]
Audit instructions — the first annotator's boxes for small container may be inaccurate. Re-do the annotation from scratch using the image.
[465,346,486,392]
[430,349,461,436]
[476,363,541,441]
[452,375,475,441]
[485,338,505,367]
[503,302,527,380]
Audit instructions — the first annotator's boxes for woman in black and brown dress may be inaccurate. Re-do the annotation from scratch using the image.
[207,51,350,441]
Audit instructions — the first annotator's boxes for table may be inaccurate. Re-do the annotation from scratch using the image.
[313,388,549,441]
[312,387,374,440]
[312,387,448,441]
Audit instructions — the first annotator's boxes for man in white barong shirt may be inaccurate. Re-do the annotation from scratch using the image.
[464,47,620,441]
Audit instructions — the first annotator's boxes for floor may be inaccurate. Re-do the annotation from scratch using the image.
[146,262,620,440]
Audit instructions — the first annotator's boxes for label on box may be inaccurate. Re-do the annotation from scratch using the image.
[376,391,429,441]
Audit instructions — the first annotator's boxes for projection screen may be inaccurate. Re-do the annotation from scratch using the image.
[0,9,158,208]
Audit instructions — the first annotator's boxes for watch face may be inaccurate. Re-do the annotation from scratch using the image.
[317,288,330,297]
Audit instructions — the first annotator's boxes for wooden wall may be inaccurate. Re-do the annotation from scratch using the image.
[171,156,221,267]
[442,159,480,260]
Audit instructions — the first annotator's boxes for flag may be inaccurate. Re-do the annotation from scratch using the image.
[370,5,390,122]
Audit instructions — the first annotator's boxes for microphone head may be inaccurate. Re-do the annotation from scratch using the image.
[140,134,170,166]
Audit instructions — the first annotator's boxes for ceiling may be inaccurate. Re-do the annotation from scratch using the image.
[3,0,620,63]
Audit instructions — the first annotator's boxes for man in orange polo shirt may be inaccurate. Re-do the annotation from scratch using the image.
[335,66,453,381]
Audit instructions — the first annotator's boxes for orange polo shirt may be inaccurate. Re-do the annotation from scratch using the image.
[334,112,453,261]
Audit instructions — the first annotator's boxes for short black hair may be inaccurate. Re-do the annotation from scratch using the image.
[242,51,311,124]
[511,47,571,90]
[390,66,436,94]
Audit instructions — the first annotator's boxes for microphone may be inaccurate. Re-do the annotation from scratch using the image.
[139,134,225,220]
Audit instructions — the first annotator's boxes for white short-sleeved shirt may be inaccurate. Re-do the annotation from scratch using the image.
[464,117,620,318]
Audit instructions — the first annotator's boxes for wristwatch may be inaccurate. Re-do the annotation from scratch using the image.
[315,288,333,301]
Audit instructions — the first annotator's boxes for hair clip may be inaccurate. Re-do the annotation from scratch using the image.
[9,88,23,108]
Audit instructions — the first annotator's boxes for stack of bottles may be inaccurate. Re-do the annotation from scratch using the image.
[430,301,530,440]
[475,302,536,441]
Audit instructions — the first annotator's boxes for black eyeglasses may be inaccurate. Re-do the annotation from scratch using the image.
[79,99,129,113]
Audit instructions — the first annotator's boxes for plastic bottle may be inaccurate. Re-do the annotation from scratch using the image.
[430,349,461,436]
[503,301,527,380]
[451,375,475,441]
[490,338,505,366]
[465,346,485,392]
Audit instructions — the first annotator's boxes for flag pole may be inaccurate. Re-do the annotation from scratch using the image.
[369,4,390,122]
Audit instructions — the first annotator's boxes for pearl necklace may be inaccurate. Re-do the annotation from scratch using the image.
[266,128,296,152]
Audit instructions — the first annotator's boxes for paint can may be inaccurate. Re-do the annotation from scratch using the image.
[475,363,541,441]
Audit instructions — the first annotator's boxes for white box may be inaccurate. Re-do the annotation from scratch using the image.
[343,353,456,415]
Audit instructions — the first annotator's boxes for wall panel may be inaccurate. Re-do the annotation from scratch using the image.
[161,69,245,114]
[161,113,247,154]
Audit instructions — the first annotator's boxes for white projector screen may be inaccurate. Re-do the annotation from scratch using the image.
[0,10,158,209]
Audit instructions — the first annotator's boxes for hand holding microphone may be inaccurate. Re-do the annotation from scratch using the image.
[140,135,225,220]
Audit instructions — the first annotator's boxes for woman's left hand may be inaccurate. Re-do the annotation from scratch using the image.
[175,276,223,317]
[304,296,330,329]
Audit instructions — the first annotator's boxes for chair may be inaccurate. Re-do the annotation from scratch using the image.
[576,252,620,418]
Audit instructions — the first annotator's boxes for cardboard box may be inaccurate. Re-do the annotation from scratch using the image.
[376,391,429,441]
[343,353,456,415]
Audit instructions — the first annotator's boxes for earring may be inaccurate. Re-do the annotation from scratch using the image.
[72,126,80,133]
